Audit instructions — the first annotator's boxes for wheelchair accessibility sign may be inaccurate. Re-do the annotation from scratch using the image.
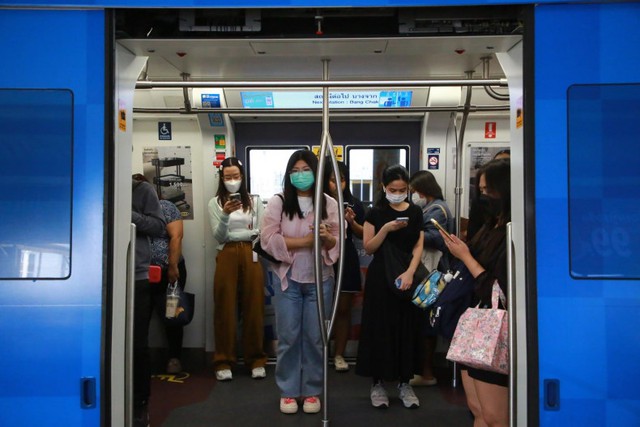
[158,122,172,140]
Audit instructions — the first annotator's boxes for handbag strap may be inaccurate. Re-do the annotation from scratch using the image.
[491,280,507,308]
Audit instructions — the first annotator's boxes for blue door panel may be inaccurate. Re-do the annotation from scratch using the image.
[0,9,105,426]
[535,3,640,426]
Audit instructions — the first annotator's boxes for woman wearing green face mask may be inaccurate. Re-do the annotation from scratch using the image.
[260,149,340,415]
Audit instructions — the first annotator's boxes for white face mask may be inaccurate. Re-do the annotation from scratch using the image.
[224,180,242,193]
[385,190,406,205]
[411,192,428,208]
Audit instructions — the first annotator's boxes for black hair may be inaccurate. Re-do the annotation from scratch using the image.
[322,159,357,204]
[483,158,511,225]
[409,170,444,201]
[216,157,252,212]
[282,149,327,220]
[494,149,511,159]
[375,164,409,208]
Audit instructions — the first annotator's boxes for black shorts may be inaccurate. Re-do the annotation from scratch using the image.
[465,366,508,387]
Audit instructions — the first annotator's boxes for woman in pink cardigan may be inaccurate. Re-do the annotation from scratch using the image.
[260,150,340,415]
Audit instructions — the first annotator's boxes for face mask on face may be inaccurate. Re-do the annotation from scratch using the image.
[385,190,407,205]
[411,192,427,208]
[479,194,502,217]
[290,170,315,191]
[224,180,242,193]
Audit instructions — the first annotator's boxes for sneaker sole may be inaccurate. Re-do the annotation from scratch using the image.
[402,401,419,409]
[372,402,389,409]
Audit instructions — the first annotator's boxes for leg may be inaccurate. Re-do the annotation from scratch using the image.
[213,245,239,371]
[300,277,334,397]
[166,259,187,360]
[422,335,437,379]
[239,244,267,369]
[273,275,303,398]
[475,379,509,427]
[461,369,489,427]
[333,292,353,357]
[133,279,152,407]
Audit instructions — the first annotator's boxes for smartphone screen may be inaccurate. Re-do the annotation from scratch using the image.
[396,217,409,222]
[430,218,454,241]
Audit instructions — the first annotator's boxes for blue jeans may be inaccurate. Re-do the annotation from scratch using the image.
[272,273,334,398]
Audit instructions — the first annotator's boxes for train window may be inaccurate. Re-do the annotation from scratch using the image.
[568,84,640,278]
[346,146,408,206]
[0,89,72,279]
[246,146,307,201]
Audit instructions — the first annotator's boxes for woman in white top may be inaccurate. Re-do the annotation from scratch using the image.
[208,157,267,381]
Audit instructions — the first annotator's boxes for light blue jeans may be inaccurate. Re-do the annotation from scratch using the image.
[272,273,334,398]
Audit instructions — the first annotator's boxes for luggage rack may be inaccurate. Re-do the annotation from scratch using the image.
[152,157,190,211]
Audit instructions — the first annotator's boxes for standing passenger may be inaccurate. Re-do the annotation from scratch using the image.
[208,157,267,381]
[133,174,188,375]
[260,150,340,415]
[442,158,510,427]
[322,160,365,372]
[131,176,167,427]
[355,164,424,409]
[408,170,454,387]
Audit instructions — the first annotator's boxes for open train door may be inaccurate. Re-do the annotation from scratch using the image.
[533,3,640,426]
[0,8,107,427]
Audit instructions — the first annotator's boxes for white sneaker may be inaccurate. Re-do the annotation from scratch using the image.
[398,383,419,408]
[215,369,232,381]
[370,383,389,408]
[334,355,349,372]
[303,396,321,414]
[251,366,266,379]
[280,397,298,414]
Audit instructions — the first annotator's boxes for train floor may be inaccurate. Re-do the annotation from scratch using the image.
[149,362,472,427]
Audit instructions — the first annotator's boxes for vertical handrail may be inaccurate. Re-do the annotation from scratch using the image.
[313,58,345,427]
[125,224,136,427]
[451,71,474,388]
[506,222,516,425]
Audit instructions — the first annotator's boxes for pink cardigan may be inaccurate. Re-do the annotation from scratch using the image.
[260,193,340,290]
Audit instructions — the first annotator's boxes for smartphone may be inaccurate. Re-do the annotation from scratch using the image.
[431,218,454,241]
[229,193,241,202]
[343,202,353,209]
[396,217,409,222]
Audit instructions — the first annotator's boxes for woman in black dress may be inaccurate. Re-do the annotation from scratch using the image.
[355,164,425,409]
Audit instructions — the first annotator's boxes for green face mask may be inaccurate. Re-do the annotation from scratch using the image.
[290,170,315,191]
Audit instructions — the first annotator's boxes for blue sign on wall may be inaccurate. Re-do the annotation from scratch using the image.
[202,94,221,108]
[158,121,172,140]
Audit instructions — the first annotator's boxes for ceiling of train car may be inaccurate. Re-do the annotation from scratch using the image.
[116,7,523,82]
[118,35,521,81]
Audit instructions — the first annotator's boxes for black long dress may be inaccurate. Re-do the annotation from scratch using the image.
[355,203,425,382]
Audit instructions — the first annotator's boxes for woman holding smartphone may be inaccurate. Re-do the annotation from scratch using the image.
[355,164,425,409]
[260,150,340,415]
[440,158,510,427]
[322,160,365,372]
[208,157,267,382]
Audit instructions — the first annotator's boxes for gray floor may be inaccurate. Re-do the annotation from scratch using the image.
[159,364,473,427]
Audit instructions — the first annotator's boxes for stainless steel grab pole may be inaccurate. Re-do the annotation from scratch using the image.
[125,224,136,427]
[313,58,345,427]
[506,222,516,426]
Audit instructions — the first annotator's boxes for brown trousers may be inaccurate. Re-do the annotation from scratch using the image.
[213,241,267,371]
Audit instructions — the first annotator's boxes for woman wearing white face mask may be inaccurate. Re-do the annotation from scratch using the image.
[208,157,267,382]
[407,170,454,387]
[355,164,425,410]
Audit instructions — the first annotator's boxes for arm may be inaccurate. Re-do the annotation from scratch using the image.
[363,217,408,255]
[166,219,183,283]
[132,182,166,237]
[423,207,447,251]
[396,231,425,291]
[441,232,485,279]
[260,195,295,263]
[319,196,340,264]
[345,206,364,239]
[208,197,229,243]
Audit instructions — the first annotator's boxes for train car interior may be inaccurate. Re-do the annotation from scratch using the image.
[112,6,527,426]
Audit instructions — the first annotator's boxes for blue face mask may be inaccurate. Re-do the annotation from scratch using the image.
[290,170,315,191]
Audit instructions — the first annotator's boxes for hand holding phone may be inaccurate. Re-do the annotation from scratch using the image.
[431,218,454,242]
[229,193,241,202]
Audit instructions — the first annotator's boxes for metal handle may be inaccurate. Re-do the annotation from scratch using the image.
[125,224,136,427]
[506,222,516,426]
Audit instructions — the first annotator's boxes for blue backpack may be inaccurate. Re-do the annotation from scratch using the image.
[428,260,475,339]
